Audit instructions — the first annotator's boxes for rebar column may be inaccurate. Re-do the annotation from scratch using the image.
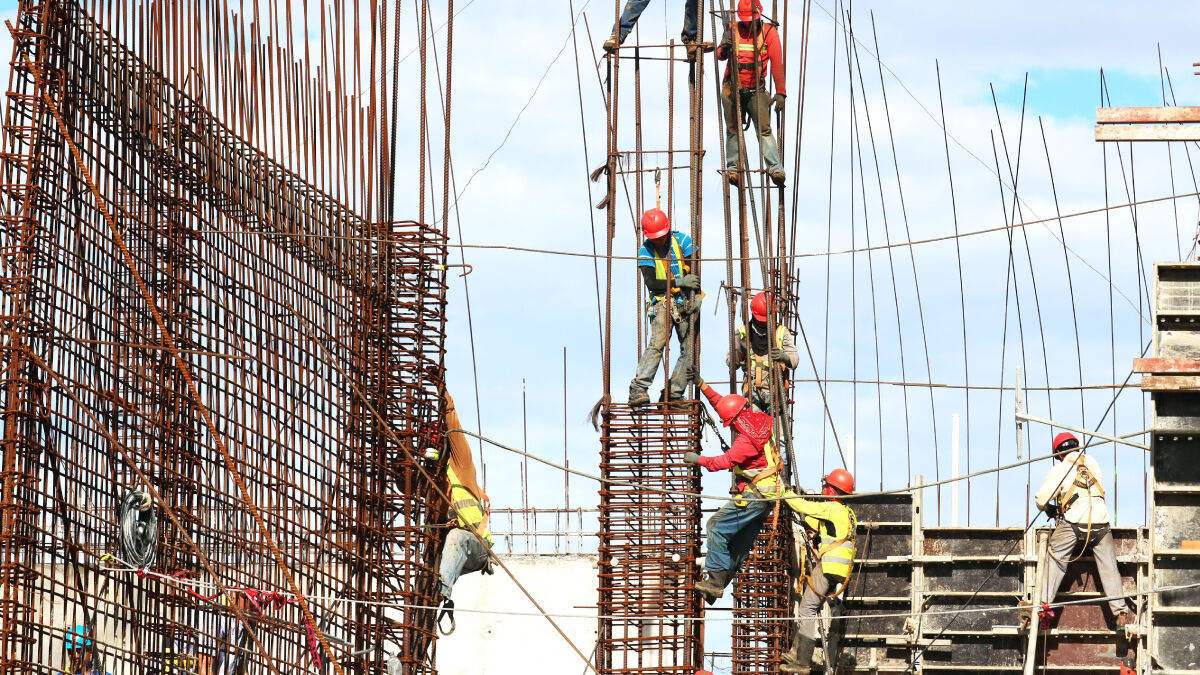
[731,509,794,674]
[598,402,704,674]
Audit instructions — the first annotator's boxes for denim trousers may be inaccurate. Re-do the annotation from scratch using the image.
[630,301,696,400]
[438,528,490,600]
[721,85,782,174]
[613,0,698,43]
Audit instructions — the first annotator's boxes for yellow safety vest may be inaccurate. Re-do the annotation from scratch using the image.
[733,436,782,493]
[448,466,494,548]
[786,497,857,578]
[648,234,689,303]
[734,323,790,391]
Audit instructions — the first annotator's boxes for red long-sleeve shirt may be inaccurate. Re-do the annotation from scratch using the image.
[717,22,786,96]
[697,383,773,490]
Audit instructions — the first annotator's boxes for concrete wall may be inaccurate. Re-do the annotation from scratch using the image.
[437,554,599,675]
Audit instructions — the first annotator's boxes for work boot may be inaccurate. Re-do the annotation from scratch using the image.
[769,169,786,187]
[695,569,732,603]
[603,35,619,53]
[628,390,651,407]
[726,171,740,187]
[779,634,817,674]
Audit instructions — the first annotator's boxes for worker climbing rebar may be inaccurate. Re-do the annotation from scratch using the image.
[728,291,799,415]
[1031,432,1133,630]
[688,379,786,601]
[717,0,786,186]
[779,469,857,674]
[436,395,496,634]
[629,208,701,406]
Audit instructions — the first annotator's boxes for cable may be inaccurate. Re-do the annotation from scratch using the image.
[116,490,157,569]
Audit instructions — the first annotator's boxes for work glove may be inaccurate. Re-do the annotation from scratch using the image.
[683,452,700,465]
[769,347,788,362]
[676,274,701,291]
[719,29,732,53]
[772,93,786,115]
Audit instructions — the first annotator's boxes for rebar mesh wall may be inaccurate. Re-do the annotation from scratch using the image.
[0,1,447,673]
[598,403,704,674]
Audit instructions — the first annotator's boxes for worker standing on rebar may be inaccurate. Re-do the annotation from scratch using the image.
[717,0,786,187]
[688,380,782,601]
[1032,432,1133,629]
[602,1,712,60]
[779,469,857,674]
[728,291,798,414]
[629,208,700,407]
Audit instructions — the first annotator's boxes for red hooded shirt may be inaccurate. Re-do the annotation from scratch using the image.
[698,383,773,490]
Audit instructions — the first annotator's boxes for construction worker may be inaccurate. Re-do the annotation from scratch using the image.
[436,396,495,631]
[1033,432,1133,628]
[603,1,710,58]
[629,208,700,406]
[688,380,782,601]
[717,0,786,186]
[779,469,857,674]
[728,291,799,414]
[62,625,109,675]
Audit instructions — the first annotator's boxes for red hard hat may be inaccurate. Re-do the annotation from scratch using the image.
[823,468,855,495]
[750,291,771,323]
[642,208,670,240]
[714,393,749,426]
[1052,432,1079,455]
[737,0,763,22]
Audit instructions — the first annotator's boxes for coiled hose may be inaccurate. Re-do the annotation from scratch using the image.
[116,490,157,568]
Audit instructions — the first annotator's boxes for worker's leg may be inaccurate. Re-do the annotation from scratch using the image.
[721,83,742,171]
[630,304,671,397]
[748,88,783,175]
[1040,520,1080,605]
[796,568,831,639]
[705,498,771,574]
[681,0,698,41]
[667,309,696,399]
[613,0,652,43]
[438,529,487,600]
[1087,523,1128,614]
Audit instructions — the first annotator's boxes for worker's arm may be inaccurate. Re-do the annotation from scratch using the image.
[699,381,724,408]
[697,432,758,472]
[1033,463,1067,511]
[716,24,732,60]
[765,26,786,95]
[779,328,800,368]
[639,265,668,294]
[726,342,745,368]
[785,494,844,521]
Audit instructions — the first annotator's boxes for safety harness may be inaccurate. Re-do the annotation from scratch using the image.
[1059,455,1105,514]
[735,323,790,393]
[647,233,689,305]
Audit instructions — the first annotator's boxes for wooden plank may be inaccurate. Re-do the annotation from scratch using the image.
[1133,357,1200,373]
[1139,374,1200,391]
[1097,106,1200,124]
[1095,124,1200,141]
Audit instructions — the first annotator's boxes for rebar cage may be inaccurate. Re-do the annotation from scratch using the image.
[0,1,449,673]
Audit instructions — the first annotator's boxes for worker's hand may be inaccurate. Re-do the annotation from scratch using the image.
[769,347,788,362]
[683,451,700,465]
[772,93,786,115]
[719,30,732,53]
[676,274,701,291]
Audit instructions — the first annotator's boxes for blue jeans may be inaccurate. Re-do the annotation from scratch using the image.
[613,0,699,43]
[704,495,773,574]
[721,85,782,174]
[630,301,696,400]
[438,528,490,600]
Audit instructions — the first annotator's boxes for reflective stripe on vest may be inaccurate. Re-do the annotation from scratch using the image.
[806,505,857,577]
[733,437,781,491]
[735,324,790,389]
[649,233,689,304]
